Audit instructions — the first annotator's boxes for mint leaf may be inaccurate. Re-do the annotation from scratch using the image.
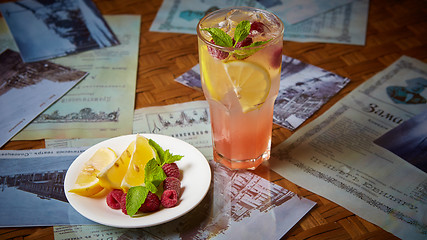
[145,181,157,193]
[126,186,149,217]
[201,28,233,47]
[144,158,166,192]
[232,39,272,59]
[148,139,182,166]
[163,149,183,164]
[149,139,164,165]
[233,20,250,46]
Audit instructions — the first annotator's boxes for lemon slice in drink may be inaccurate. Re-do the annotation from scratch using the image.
[120,134,157,191]
[97,140,136,189]
[224,61,271,112]
[69,147,117,197]
[199,45,233,101]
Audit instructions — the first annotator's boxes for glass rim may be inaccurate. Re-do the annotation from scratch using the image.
[196,6,284,51]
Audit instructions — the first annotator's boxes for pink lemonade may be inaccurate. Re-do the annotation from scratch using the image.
[197,7,284,170]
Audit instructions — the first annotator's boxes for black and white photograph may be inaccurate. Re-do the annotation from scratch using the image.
[0,0,119,62]
[175,64,202,91]
[374,110,427,173]
[0,49,88,148]
[175,55,350,131]
[0,149,94,226]
[274,55,350,130]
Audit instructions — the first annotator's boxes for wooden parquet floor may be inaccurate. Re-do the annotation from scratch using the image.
[1,0,426,239]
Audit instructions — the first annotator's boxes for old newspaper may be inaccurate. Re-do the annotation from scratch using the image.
[270,56,427,240]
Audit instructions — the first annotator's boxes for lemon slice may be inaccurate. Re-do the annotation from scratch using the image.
[97,140,136,189]
[199,45,233,101]
[69,147,117,197]
[120,134,157,191]
[224,61,271,112]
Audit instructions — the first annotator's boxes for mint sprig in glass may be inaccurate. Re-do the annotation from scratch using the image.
[201,20,272,61]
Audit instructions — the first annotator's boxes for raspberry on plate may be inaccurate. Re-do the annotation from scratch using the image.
[162,163,180,179]
[120,192,128,215]
[106,189,124,209]
[139,192,161,213]
[163,177,181,196]
[161,190,178,208]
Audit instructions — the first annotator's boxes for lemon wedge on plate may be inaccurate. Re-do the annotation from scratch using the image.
[120,134,157,191]
[224,61,271,113]
[97,139,136,190]
[69,147,117,197]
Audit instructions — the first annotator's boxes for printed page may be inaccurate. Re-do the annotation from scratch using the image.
[0,148,93,226]
[0,15,140,140]
[150,0,368,45]
[175,56,350,131]
[270,56,427,240]
[260,0,353,25]
[0,49,87,147]
[46,101,213,159]
[44,101,316,239]
[53,162,315,240]
[150,0,263,34]
[283,0,369,45]
[0,0,119,62]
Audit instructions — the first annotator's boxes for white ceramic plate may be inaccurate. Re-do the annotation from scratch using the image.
[64,134,211,228]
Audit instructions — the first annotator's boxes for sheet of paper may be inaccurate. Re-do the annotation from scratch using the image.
[133,101,214,160]
[46,101,315,239]
[270,56,427,240]
[0,15,140,140]
[0,49,87,148]
[283,0,369,45]
[150,0,368,45]
[258,0,354,25]
[0,148,94,226]
[46,101,213,159]
[150,0,264,34]
[0,0,119,62]
[175,55,350,131]
[54,163,315,239]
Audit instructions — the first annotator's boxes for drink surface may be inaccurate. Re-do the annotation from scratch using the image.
[197,7,283,169]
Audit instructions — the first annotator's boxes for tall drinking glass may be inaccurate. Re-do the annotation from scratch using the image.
[197,7,284,170]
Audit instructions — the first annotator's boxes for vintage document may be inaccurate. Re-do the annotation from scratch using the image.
[270,56,427,240]
[133,101,214,160]
[150,0,368,45]
[0,49,87,147]
[0,148,94,226]
[261,0,353,25]
[150,0,263,34]
[283,0,369,45]
[0,0,119,62]
[0,15,140,140]
[175,56,350,131]
[46,101,213,159]
[45,101,315,239]
[53,163,315,239]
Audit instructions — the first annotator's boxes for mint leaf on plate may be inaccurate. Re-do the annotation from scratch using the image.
[163,149,183,164]
[144,158,166,192]
[126,186,149,217]
[149,139,183,166]
[149,139,164,165]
